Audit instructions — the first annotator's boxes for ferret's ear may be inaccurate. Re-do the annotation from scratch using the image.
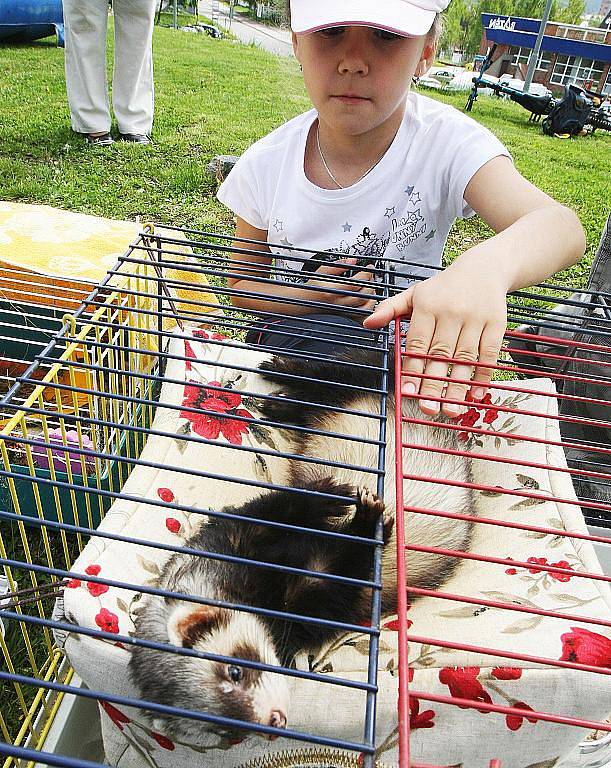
[168,604,224,648]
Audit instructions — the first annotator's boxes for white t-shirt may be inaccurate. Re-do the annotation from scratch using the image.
[217,93,510,289]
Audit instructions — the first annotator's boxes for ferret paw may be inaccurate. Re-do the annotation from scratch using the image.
[353,487,393,541]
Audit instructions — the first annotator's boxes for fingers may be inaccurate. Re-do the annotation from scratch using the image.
[328,266,376,308]
[401,309,435,400]
[405,318,505,417]
[315,258,358,277]
[363,288,414,329]
[429,323,479,417]
[469,317,506,400]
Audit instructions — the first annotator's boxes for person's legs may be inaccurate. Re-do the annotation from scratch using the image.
[245,313,380,357]
[63,0,112,135]
[112,0,156,137]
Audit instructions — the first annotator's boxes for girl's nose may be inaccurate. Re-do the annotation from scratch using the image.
[338,50,368,76]
[337,30,369,75]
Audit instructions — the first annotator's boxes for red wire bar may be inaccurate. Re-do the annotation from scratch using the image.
[401,412,611,464]
[399,395,611,447]
[394,323,411,768]
[400,438,611,485]
[394,317,611,766]
[403,504,611,547]
[405,585,610,630]
[400,468,611,515]
[404,544,610,586]
[405,633,610,676]
[410,690,611,732]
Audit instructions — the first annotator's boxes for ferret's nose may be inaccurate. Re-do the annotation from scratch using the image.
[269,710,287,729]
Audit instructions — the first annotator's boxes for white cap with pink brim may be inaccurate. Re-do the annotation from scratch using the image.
[290,0,450,38]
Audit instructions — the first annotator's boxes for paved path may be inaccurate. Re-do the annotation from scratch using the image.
[198,0,293,56]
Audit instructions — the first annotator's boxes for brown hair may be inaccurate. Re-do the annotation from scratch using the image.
[284,1,443,44]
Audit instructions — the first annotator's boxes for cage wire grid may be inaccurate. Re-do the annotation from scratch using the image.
[0,226,607,768]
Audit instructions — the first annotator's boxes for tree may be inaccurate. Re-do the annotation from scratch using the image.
[439,0,583,62]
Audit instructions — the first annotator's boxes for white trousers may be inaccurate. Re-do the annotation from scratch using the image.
[63,0,156,135]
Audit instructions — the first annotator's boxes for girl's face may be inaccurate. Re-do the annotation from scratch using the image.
[292,26,433,138]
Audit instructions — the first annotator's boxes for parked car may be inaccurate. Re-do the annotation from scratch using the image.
[416,75,443,90]
[429,68,456,85]
[497,75,552,99]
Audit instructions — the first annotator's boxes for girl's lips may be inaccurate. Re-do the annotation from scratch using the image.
[333,95,370,104]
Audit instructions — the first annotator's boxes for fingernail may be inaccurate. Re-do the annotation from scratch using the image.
[444,403,461,417]
[471,387,486,401]
[402,382,416,396]
[422,399,440,413]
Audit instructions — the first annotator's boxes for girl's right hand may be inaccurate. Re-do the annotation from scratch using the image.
[305,258,377,310]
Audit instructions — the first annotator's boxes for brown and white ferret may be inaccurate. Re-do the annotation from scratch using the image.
[129,349,473,742]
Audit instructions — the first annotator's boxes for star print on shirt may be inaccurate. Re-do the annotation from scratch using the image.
[409,191,421,205]
[280,236,294,247]
[404,185,414,195]
[273,219,284,233]
[425,229,436,241]
[384,207,395,218]
[342,222,352,232]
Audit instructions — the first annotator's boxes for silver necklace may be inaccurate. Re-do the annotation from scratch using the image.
[316,124,383,189]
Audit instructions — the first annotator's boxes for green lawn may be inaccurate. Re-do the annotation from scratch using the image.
[0,24,609,281]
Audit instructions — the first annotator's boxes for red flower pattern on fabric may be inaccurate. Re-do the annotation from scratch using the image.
[95,607,119,634]
[505,556,575,581]
[506,702,538,731]
[180,381,252,444]
[184,332,228,370]
[65,579,81,589]
[454,392,500,440]
[100,700,130,731]
[438,667,493,711]
[157,487,175,503]
[382,617,413,631]
[165,517,181,534]
[151,732,175,750]
[549,559,574,582]
[409,697,436,730]
[559,627,611,668]
[460,408,480,428]
[87,582,109,597]
[85,564,101,576]
[527,556,548,574]
[492,667,522,680]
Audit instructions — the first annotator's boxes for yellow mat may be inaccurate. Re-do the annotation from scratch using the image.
[0,202,220,318]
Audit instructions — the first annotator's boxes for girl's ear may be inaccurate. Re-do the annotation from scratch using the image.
[292,31,300,62]
[417,41,435,77]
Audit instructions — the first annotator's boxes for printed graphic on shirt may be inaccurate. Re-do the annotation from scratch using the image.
[389,208,426,252]
[275,226,391,284]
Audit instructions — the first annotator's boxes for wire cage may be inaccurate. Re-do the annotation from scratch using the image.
[0,222,609,768]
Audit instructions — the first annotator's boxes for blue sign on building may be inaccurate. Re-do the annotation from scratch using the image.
[481,13,611,93]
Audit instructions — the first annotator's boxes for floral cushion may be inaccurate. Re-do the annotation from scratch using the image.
[60,329,611,768]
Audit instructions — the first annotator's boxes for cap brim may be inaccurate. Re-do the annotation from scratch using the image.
[290,0,435,38]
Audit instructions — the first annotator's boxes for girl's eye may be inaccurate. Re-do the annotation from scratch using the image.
[318,26,346,38]
[374,28,402,41]
[228,665,243,683]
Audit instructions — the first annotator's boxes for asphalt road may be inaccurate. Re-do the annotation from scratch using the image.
[198,0,293,56]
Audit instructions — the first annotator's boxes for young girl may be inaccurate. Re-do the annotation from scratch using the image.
[217,0,586,417]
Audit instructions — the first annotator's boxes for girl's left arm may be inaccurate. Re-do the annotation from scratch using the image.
[364,156,586,416]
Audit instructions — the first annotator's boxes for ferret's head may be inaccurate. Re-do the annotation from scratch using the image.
[152,603,289,744]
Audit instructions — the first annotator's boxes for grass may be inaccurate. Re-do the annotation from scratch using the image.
[0,26,609,274]
[0,19,610,745]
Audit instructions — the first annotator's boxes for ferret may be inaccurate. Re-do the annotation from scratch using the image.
[130,348,473,742]
[255,348,474,615]
[129,477,391,743]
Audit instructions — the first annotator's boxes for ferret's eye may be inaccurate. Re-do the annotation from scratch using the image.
[228,665,243,683]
